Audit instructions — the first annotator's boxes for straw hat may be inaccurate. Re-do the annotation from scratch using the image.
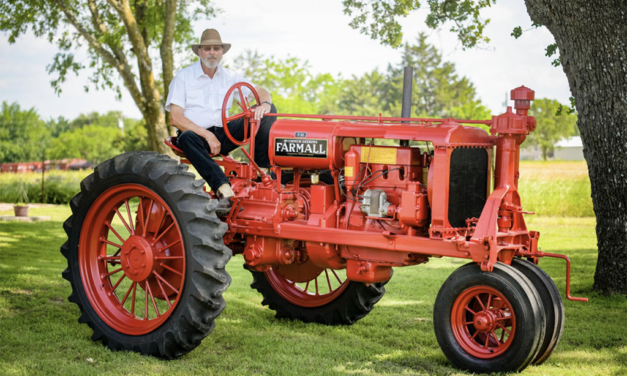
[191,29,231,55]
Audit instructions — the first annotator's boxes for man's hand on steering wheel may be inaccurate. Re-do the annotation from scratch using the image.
[253,102,272,121]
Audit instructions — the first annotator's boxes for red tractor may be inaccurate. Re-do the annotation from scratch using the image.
[61,81,587,373]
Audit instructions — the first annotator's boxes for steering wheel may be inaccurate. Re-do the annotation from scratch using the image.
[221,82,261,146]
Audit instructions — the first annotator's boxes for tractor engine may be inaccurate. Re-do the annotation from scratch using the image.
[220,116,493,284]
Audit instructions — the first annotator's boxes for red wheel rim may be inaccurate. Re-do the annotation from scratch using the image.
[451,286,516,358]
[265,266,349,307]
[79,184,186,335]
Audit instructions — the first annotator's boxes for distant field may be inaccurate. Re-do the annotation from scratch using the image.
[518,160,593,217]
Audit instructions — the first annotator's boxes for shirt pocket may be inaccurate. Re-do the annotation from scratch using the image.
[219,89,233,112]
[186,89,204,108]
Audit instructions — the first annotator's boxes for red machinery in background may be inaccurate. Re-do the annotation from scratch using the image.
[61,79,587,374]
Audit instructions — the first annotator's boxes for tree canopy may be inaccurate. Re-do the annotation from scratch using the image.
[0,102,49,163]
[232,34,489,120]
[0,0,219,154]
[527,98,578,160]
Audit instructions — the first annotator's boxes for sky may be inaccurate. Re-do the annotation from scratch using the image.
[0,0,571,121]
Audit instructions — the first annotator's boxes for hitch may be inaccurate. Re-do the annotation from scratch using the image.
[521,251,589,302]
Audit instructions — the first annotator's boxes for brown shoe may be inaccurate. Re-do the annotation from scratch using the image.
[215,196,234,216]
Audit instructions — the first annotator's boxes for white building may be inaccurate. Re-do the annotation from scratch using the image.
[554,136,584,161]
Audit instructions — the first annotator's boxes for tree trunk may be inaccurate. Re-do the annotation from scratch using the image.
[525,0,627,294]
[161,0,178,137]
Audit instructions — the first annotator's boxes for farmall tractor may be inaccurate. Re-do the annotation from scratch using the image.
[61,79,587,373]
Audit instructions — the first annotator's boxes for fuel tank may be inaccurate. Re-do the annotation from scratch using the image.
[268,119,343,170]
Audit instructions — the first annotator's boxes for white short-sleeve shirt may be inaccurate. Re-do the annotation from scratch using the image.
[165,62,255,129]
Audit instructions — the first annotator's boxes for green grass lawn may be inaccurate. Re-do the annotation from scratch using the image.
[0,204,624,375]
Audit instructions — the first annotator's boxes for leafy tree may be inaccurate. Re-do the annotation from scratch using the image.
[48,125,122,164]
[527,98,577,160]
[0,101,51,163]
[232,36,489,121]
[388,34,490,119]
[117,118,148,152]
[0,0,219,154]
[232,52,341,115]
[342,0,627,294]
[46,116,71,138]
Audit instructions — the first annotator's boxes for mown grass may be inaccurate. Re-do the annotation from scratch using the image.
[0,203,624,375]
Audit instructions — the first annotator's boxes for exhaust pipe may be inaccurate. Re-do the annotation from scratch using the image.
[400,66,413,146]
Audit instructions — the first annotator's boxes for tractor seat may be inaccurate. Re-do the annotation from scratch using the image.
[164,137,187,158]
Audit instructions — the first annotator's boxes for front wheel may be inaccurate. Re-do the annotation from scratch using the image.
[61,152,232,358]
[433,262,546,373]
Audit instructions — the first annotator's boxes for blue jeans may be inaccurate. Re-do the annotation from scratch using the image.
[176,104,277,192]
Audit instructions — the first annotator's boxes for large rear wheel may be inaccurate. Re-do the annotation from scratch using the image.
[61,152,232,358]
[248,261,389,325]
[433,262,546,373]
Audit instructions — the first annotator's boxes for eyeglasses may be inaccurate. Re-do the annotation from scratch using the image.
[202,46,222,52]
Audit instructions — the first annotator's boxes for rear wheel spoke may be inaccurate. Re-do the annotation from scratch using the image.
[120,281,136,306]
[103,267,123,278]
[325,269,332,292]
[115,207,133,235]
[156,239,181,252]
[160,263,183,276]
[99,237,122,249]
[105,221,126,244]
[131,282,137,316]
[155,275,172,309]
[146,281,160,317]
[331,269,342,284]
[153,271,180,295]
[124,199,135,234]
[143,199,155,236]
[111,274,126,293]
[151,222,175,246]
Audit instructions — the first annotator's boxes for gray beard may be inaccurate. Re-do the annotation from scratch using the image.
[201,57,219,69]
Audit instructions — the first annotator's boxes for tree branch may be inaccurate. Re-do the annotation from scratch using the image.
[107,0,152,73]
[54,0,147,115]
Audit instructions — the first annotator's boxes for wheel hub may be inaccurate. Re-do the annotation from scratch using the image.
[120,235,155,282]
[473,310,497,332]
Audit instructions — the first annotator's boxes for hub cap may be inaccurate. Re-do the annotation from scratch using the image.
[451,286,516,358]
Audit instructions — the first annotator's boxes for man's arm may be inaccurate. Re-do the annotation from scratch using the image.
[170,104,222,155]
[252,86,272,121]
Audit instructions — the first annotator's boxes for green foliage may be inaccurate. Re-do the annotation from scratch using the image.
[15,176,28,205]
[0,0,217,97]
[48,125,122,165]
[233,34,489,120]
[0,102,51,163]
[232,53,341,115]
[511,26,522,39]
[0,170,87,204]
[342,0,495,49]
[527,98,578,160]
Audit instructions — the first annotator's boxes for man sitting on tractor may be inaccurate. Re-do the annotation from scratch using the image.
[165,28,276,215]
